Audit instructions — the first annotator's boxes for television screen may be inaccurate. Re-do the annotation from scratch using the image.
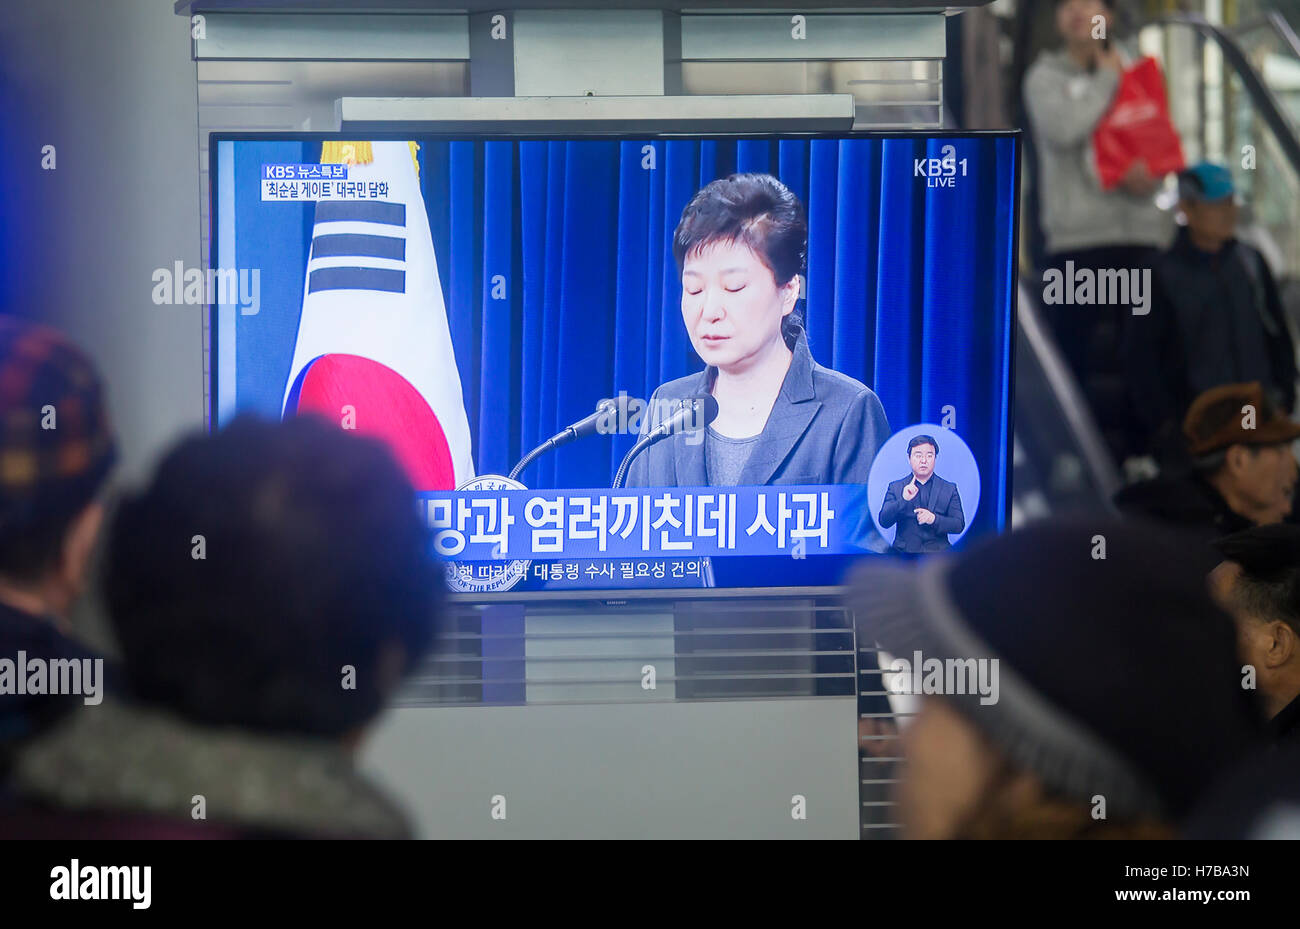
[210,132,1018,599]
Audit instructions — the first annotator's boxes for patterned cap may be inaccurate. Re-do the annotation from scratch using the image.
[0,316,116,535]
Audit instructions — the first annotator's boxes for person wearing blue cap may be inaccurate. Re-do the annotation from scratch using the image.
[1126,161,1297,466]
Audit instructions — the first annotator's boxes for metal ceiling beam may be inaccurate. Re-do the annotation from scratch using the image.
[336,94,858,133]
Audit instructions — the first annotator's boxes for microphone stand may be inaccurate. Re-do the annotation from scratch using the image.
[510,399,627,482]
[613,435,655,490]
[509,437,560,482]
[613,396,717,489]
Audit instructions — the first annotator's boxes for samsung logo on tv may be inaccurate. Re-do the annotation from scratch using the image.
[914,145,968,188]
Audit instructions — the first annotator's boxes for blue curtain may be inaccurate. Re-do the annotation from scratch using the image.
[226,136,1017,538]
[230,141,315,411]
[422,136,1017,533]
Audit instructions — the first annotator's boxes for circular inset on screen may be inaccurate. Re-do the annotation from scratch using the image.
[866,425,980,554]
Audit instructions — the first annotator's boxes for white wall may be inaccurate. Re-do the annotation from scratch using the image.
[363,698,861,839]
[0,0,205,485]
[0,1,204,649]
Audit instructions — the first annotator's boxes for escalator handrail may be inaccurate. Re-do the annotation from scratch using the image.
[1151,12,1300,175]
[1266,9,1300,61]
[1016,13,1299,510]
[1016,282,1123,506]
[1262,10,1300,62]
[1231,10,1300,63]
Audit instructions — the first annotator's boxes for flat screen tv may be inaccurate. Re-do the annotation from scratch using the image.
[210,131,1019,601]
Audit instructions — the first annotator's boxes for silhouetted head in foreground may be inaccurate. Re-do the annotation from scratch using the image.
[105,414,443,744]
[850,518,1266,839]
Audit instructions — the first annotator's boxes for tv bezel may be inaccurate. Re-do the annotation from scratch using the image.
[208,128,1022,605]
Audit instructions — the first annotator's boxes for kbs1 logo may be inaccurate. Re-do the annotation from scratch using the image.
[914,145,968,189]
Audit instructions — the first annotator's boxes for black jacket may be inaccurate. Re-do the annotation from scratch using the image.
[0,602,116,775]
[878,474,965,553]
[1274,694,1300,748]
[1114,470,1255,572]
[1127,230,1297,459]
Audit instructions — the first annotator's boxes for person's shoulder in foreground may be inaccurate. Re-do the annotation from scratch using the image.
[2,414,445,839]
[1184,743,1300,838]
[0,315,118,761]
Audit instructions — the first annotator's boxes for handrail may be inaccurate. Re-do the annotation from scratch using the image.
[1231,10,1300,62]
[1016,282,1122,505]
[1014,13,1300,511]
[1266,9,1300,60]
[1151,12,1300,173]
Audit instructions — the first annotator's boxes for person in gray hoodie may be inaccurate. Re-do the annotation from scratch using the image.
[1024,0,1175,465]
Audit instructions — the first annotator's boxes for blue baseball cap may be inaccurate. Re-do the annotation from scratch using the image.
[1178,162,1236,203]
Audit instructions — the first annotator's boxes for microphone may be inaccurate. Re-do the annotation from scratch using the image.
[613,394,719,489]
[509,396,635,482]
[643,394,719,444]
[558,396,629,445]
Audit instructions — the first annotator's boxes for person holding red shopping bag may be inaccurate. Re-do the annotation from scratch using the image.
[1025,0,1181,467]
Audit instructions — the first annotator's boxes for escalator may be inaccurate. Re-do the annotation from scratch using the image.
[1146,12,1300,286]
[1010,8,1300,525]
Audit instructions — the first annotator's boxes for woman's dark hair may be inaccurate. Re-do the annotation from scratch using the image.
[104,414,443,739]
[673,172,808,347]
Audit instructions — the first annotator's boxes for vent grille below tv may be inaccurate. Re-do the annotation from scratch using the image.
[391,596,901,837]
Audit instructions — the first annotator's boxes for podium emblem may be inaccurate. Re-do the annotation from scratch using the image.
[443,474,531,594]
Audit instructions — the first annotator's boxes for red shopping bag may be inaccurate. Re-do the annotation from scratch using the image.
[1093,57,1186,190]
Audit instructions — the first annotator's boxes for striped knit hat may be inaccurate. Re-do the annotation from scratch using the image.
[849,518,1266,822]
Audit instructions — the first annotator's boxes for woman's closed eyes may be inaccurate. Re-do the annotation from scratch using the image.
[683,282,749,296]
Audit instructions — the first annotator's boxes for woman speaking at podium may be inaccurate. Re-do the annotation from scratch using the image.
[623,172,891,499]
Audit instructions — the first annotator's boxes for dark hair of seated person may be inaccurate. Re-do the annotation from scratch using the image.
[103,414,443,739]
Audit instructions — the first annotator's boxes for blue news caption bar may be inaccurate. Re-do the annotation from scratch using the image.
[420,485,871,560]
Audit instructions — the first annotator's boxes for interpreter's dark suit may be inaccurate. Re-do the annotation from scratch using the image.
[623,330,891,552]
[878,473,965,554]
